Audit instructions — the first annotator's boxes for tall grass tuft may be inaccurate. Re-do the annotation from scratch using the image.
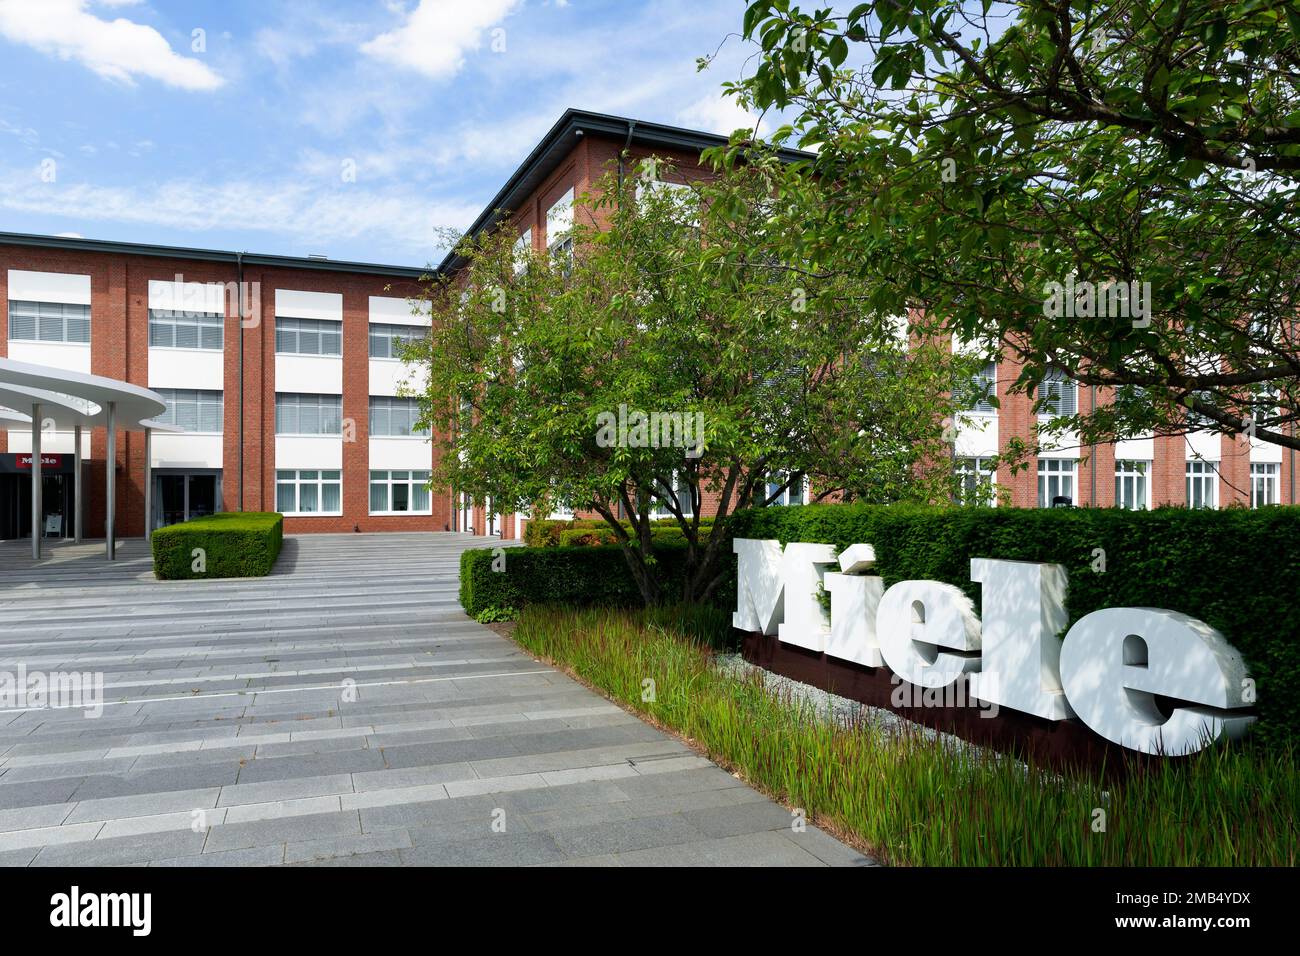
[512,604,1299,867]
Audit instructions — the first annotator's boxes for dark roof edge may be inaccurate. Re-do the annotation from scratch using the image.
[435,108,815,275]
[0,231,430,279]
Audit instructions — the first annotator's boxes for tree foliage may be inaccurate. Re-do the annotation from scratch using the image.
[729,0,1300,458]
[407,157,977,604]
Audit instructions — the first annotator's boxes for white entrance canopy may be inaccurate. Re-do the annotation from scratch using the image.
[0,357,176,561]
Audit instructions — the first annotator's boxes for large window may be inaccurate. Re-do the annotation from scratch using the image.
[1186,460,1219,509]
[8,300,90,343]
[368,323,425,359]
[275,470,341,515]
[275,393,342,435]
[764,472,805,507]
[155,389,223,433]
[1035,366,1078,418]
[964,361,997,414]
[650,473,695,517]
[1251,462,1280,508]
[1038,458,1076,507]
[546,188,575,266]
[956,457,996,506]
[149,308,222,350]
[275,316,341,356]
[369,396,429,437]
[369,470,431,514]
[1114,460,1151,510]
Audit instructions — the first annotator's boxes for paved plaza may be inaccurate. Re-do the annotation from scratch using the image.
[0,533,870,866]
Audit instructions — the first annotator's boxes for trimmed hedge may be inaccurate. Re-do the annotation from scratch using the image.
[460,543,694,618]
[728,503,1300,746]
[525,517,713,548]
[152,512,284,580]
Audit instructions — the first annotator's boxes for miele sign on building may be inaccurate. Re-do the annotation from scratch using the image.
[733,539,1256,755]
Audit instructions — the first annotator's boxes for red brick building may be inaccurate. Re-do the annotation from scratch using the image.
[3,109,1294,545]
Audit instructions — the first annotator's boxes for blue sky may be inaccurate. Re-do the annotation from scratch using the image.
[0,0,768,267]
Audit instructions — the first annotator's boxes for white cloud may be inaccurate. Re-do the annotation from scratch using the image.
[0,167,480,261]
[361,0,521,80]
[676,92,762,137]
[0,0,223,90]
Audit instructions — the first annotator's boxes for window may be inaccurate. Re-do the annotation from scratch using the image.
[275,393,342,435]
[8,300,90,343]
[650,473,695,517]
[1036,367,1078,418]
[275,470,341,515]
[368,323,426,359]
[1114,460,1151,510]
[1186,460,1219,509]
[369,470,431,514]
[148,309,222,350]
[1037,458,1076,507]
[964,361,997,414]
[956,457,996,506]
[1251,462,1279,508]
[275,316,342,356]
[764,472,806,507]
[369,396,429,437]
[513,228,532,275]
[546,187,575,268]
[155,389,223,433]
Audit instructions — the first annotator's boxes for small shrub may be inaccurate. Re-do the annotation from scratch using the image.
[152,512,283,580]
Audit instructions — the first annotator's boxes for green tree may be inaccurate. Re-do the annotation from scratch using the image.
[728,0,1300,461]
[407,157,977,605]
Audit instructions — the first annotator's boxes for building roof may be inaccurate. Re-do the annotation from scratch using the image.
[0,231,430,280]
[435,108,816,274]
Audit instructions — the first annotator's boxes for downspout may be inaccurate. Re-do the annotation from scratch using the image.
[236,252,244,512]
[617,120,636,194]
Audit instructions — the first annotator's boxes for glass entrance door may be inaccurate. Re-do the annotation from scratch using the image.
[159,475,186,527]
[155,473,220,529]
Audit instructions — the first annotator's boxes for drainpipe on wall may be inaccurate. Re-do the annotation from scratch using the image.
[617,120,636,194]
[236,252,244,512]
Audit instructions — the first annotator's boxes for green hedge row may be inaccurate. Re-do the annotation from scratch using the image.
[152,512,284,580]
[460,543,694,618]
[727,504,1300,746]
[524,516,713,548]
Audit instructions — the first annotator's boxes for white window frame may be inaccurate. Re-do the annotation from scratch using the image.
[1036,367,1078,419]
[369,470,432,516]
[1185,459,1219,509]
[1251,462,1279,508]
[1114,459,1152,510]
[275,393,343,436]
[368,323,425,360]
[368,396,430,438]
[956,456,997,506]
[965,361,997,414]
[1037,458,1077,507]
[650,472,696,517]
[764,472,807,507]
[155,388,224,434]
[8,300,91,343]
[275,316,342,356]
[513,228,533,275]
[148,308,222,351]
[275,469,342,516]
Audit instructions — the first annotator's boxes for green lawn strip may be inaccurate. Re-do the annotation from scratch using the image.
[510,604,1299,867]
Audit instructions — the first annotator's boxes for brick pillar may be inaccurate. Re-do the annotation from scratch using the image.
[1220,433,1252,506]
[1151,434,1185,506]
[342,287,369,530]
[996,354,1038,507]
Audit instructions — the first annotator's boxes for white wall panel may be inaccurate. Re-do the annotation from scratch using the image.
[7,269,91,305]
